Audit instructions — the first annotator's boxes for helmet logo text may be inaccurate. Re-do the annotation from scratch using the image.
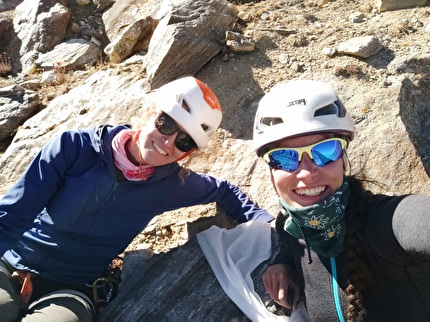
[287,99,306,107]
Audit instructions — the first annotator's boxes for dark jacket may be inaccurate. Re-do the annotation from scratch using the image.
[272,188,430,322]
[0,125,273,284]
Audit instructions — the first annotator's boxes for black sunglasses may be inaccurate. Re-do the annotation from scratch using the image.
[154,113,197,152]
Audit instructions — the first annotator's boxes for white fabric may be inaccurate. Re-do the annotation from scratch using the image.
[197,221,312,322]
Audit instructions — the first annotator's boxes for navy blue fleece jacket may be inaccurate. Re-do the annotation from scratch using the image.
[0,125,273,284]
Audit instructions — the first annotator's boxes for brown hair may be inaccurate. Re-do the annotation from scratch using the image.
[344,176,380,322]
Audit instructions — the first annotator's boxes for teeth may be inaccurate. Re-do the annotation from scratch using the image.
[295,186,326,196]
[153,142,167,156]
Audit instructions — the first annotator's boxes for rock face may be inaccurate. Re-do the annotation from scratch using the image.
[5,0,237,88]
[1,0,430,321]
[398,77,430,176]
[142,0,238,88]
[0,85,39,141]
[97,236,272,322]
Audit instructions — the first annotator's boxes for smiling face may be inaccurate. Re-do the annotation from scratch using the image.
[268,133,345,208]
[137,115,189,166]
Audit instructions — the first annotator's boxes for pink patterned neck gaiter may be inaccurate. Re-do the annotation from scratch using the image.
[111,130,155,181]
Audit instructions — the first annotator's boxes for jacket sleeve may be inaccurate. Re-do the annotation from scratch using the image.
[164,171,274,223]
[0,130,85,257]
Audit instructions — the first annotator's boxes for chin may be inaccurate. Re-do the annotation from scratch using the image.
[292,194,326,208]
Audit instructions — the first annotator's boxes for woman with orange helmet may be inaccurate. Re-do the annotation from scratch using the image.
[0,76,273,321]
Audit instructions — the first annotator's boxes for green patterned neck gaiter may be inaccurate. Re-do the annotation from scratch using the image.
[281,178,350,258]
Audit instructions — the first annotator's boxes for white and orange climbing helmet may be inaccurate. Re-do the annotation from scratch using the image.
[253,79,355,156]
[152,76,222,149]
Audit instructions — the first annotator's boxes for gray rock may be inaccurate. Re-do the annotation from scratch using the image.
[376,0,427,12]
[97,228,280,322]
[13,0,71,72]
[0,0,22,12]
[0,85,39,141]
[399,77,430,177]
[337,36,383,58]
[35,38,101,71]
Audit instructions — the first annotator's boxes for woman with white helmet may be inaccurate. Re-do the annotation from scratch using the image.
[254,79,430,322]
[0,76,273,321]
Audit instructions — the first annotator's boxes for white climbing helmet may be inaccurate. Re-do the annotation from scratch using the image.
[152,76,222,149]
[253,79,355,156]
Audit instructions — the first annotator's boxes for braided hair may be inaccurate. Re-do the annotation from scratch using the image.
[344,176,379,322]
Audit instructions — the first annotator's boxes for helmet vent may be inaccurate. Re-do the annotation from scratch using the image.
[201,124,209,131]
[260,117,284,127]
[182,100,191,113]
[314,100,347,118]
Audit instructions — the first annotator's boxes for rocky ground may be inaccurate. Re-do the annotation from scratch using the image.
[2,0,430,254]
[206,0,429,97]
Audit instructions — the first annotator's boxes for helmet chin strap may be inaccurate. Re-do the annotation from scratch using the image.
[176,149,195,161]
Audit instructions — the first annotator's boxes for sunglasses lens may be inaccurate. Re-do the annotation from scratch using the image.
[155,114,177,135]
[175,133,197,152]
[155,113,197,152]
[311,140,343,166]
[267,139,344,171]
[269,149,299,171]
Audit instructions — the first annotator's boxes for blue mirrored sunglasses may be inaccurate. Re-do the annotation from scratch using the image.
[263,138,347,172]
[154,113,197,152]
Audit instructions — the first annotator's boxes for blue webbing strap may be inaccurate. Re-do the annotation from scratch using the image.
[330,257,345,322]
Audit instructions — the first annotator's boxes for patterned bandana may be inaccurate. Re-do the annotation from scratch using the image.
[111,130,155,181]
[281,178,350,258]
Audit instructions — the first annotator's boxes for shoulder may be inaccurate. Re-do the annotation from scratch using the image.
[391,194,430,228]
[49,125,128,145]
[363,194,413,262]
[89,124,130,141]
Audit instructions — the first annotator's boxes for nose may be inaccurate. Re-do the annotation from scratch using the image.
[296,153,318,178]
[163,132,178,148]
